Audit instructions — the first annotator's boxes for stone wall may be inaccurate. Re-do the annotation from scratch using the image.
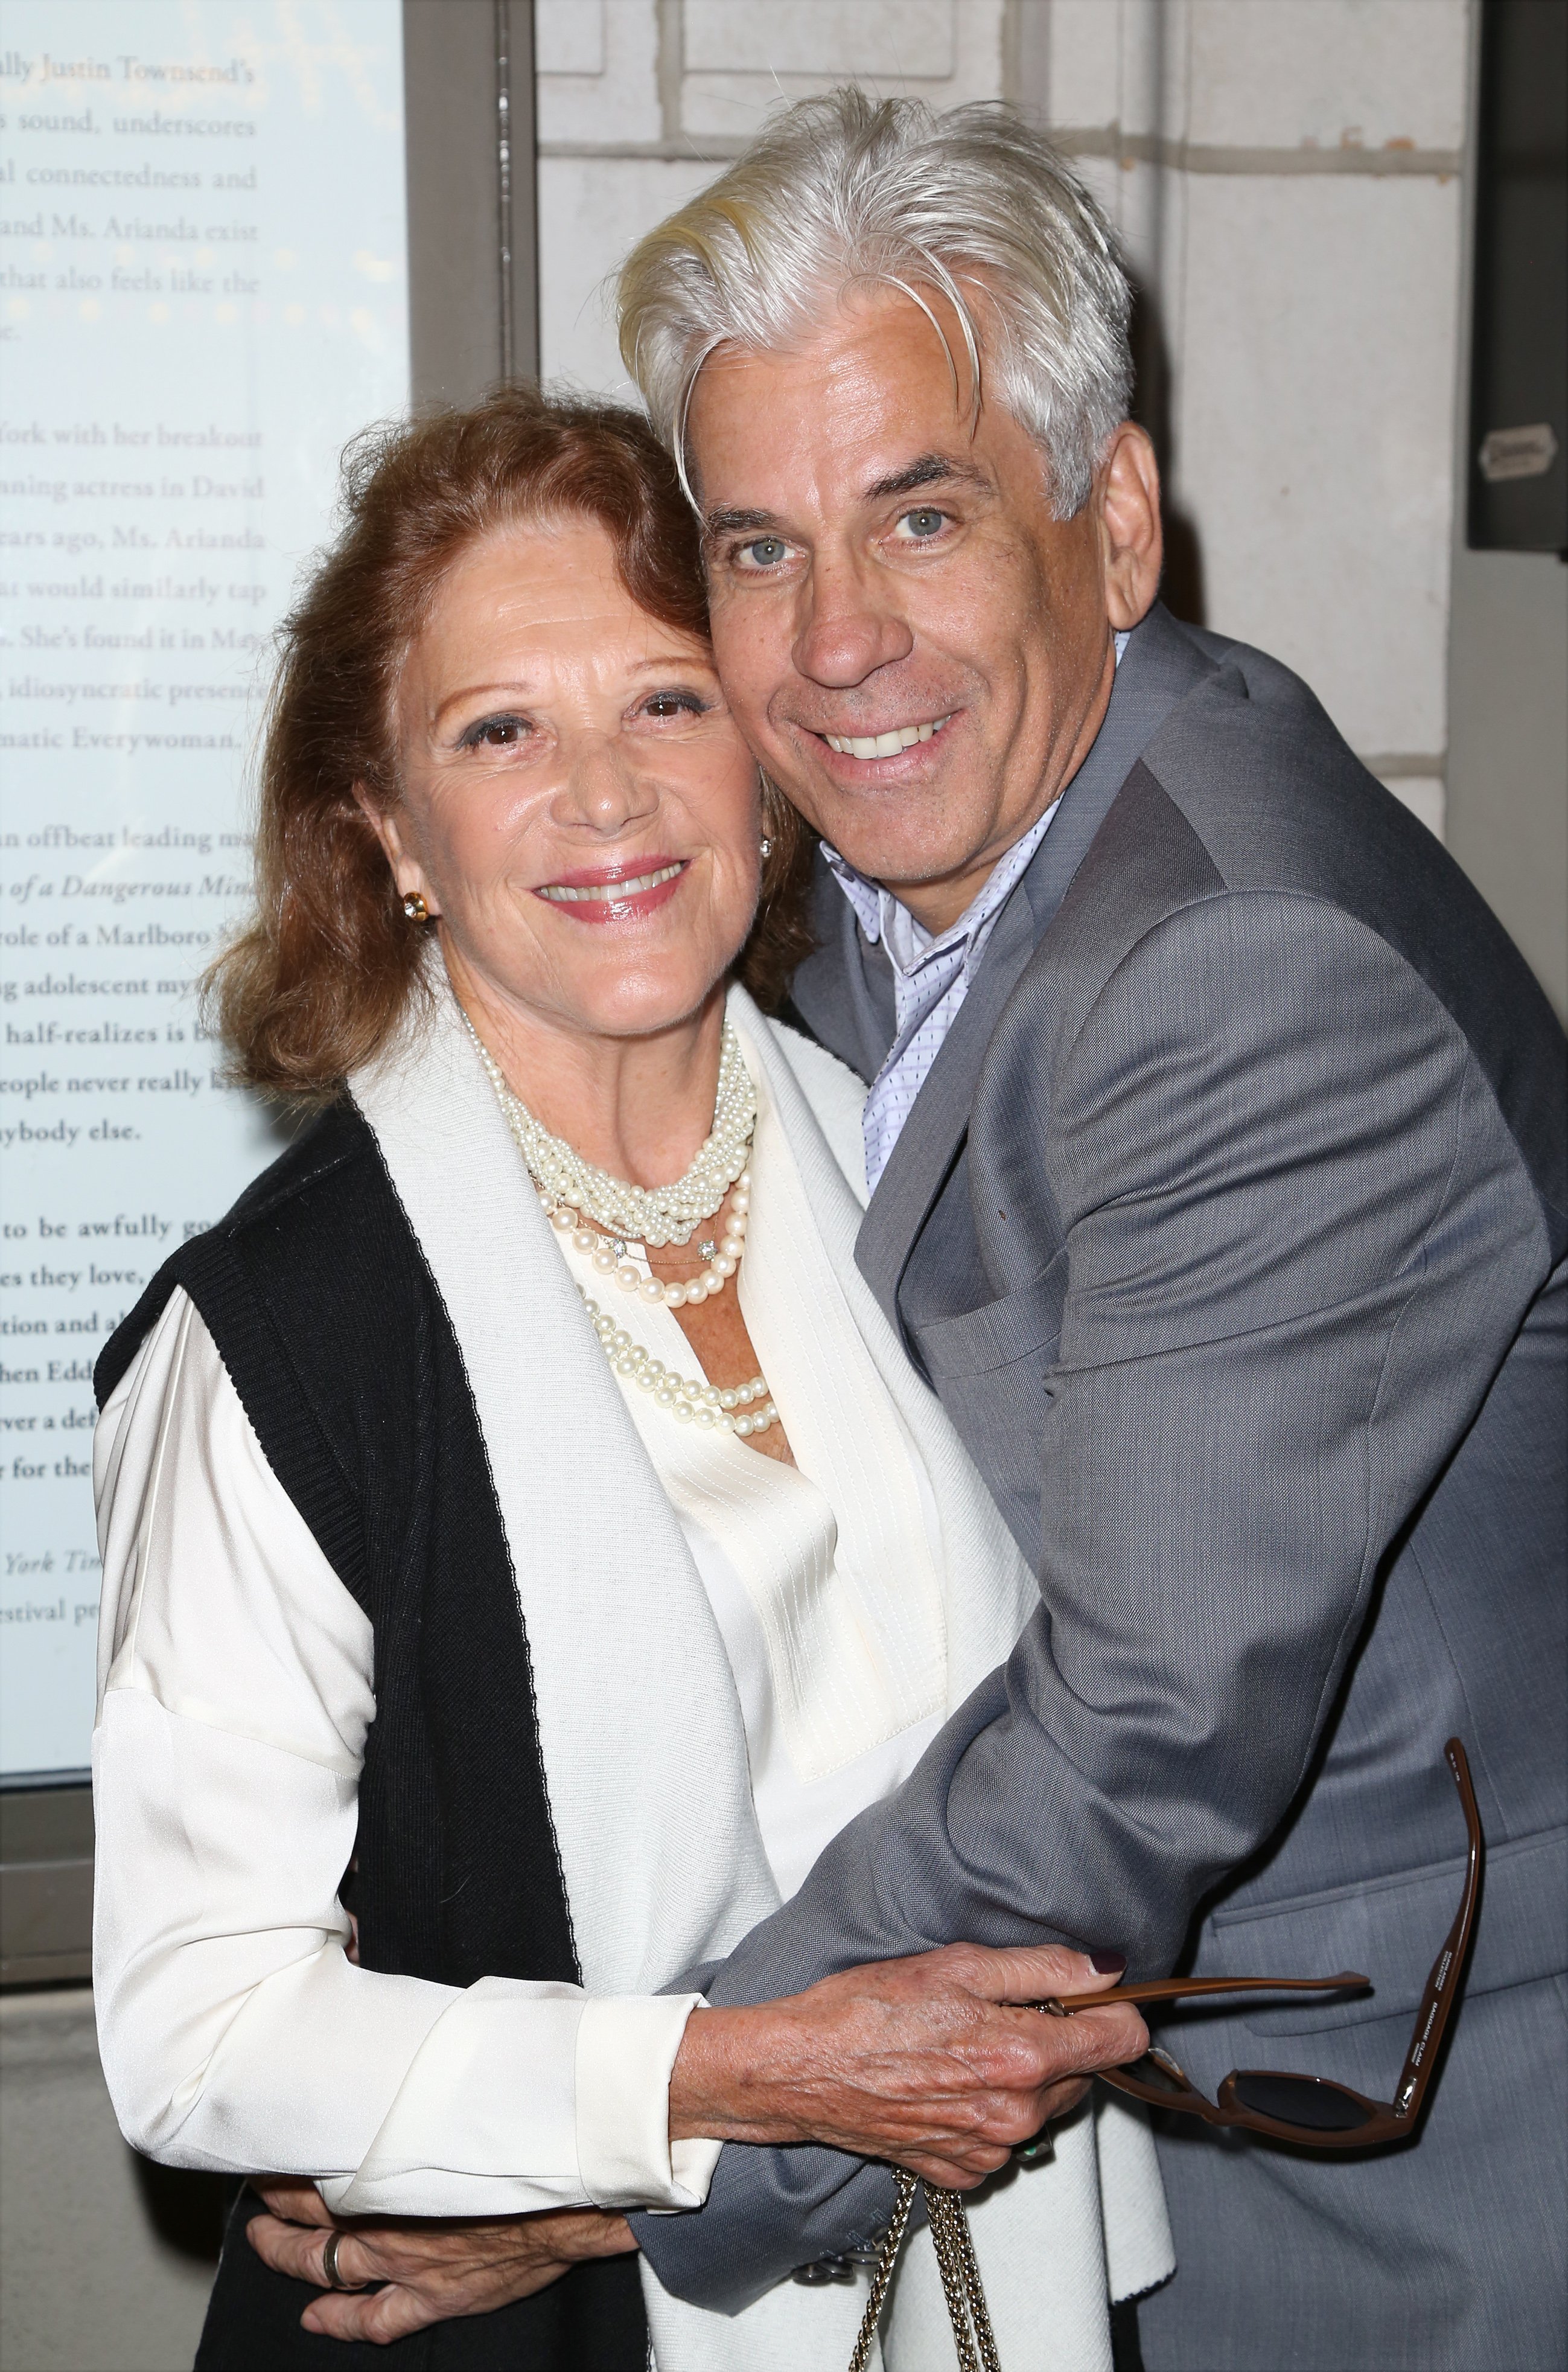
[0,1989,219,2372]
[535,0,1472,840]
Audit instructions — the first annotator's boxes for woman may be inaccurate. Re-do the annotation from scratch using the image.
[92,388,1168,2370]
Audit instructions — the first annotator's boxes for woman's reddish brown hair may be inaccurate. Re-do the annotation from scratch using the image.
[208,384,815,1098]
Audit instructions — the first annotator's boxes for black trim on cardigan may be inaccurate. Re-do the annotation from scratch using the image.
[97,1101,646,2370]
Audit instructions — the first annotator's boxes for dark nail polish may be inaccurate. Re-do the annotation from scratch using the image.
[1089,1950,1127,1975]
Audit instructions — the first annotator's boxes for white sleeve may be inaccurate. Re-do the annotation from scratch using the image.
[92,1288,716,2216]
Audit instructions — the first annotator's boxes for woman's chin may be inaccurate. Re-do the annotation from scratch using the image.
[545,963,733,1044]
[445,924,739,1046]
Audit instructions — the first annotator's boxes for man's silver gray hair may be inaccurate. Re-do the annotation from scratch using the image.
[617,89,1133,519]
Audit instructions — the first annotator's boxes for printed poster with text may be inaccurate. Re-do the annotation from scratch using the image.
[1,1,408,1776]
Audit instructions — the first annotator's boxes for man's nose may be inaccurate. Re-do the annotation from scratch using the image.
[792,559,915,688]
[554,735,658,834]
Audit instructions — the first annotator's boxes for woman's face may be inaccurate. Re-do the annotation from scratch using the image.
[372,517,761,1043]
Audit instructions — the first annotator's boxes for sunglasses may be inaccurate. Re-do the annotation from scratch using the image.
[1037,1737,1480,2149]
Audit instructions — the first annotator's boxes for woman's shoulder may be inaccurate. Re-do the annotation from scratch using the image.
[94,1097,409,1413]
[748,1006,870,1207]
[218,1096,382,1236]
[761,1012,867,1114]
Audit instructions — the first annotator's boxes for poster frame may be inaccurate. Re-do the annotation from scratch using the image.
[0,0,538,1986]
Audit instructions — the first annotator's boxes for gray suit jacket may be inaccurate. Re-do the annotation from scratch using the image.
[635,607,1568,2368]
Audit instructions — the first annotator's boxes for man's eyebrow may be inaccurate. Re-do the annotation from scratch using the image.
[863,453,991,502]
[703,456,989,540]
[703,507,779,540]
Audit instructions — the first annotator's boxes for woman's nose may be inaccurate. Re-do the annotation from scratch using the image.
[791,561,915,689]
[553,735,658,835]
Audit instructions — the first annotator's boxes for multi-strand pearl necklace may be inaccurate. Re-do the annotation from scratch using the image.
[549,1172,751,1310]
[576,1291,780,1438]
[470,1015,756,1248]
[467,1014,777,1434]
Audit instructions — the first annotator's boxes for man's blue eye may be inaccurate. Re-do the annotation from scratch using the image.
[902,508,945,539]
[744,537,788,567]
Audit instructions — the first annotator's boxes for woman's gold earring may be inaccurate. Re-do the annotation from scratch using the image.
[402,891,429,923]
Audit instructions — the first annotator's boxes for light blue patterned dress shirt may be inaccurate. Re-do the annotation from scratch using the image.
[823,630,1130,1195]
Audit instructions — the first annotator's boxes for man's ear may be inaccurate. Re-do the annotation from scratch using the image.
[1095,423,1163,632]
[352,784,437,917]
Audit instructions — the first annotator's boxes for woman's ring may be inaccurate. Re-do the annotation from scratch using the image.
[322,2228,363,2292]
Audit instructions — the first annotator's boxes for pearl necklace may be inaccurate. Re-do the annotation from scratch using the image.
[576,1289,780,1437]
[467,1011,777,1434]
[468,1015,756,1248]
[552,1172,750,1309]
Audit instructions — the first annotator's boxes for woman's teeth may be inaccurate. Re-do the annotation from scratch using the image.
[538,862,684,904]
[823,715,951,760]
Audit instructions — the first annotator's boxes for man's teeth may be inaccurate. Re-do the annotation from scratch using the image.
[538,862,684,904]
[823,715,952,759]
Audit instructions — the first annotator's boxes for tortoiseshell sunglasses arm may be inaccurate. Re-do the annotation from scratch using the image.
[1034,1972,1371,2015]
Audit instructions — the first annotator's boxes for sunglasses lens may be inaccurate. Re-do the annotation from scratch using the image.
[1231,2072,1377,2132]
[1126,2051,1192,2099]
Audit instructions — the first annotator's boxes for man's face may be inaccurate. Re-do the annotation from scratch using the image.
[687,287,1156,932]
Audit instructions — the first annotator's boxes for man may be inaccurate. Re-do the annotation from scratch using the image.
[257,93,1566,2366]
[613,92,1566,2370]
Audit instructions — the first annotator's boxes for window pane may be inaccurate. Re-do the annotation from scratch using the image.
[0,0,408,1779]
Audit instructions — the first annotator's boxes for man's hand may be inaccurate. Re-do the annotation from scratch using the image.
[241,1944,1140,2337]
[246,2177,636,2345]
[669,1942,1145,2189]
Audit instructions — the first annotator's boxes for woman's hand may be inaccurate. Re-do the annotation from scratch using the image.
[246,2176,636,2344]
[669,1942,1146,2188]
[241,1943,1140,2338]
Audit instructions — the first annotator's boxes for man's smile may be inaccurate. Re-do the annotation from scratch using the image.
[820,714,954,759]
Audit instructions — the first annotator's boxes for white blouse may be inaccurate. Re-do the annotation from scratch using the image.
[93,1285,715,2217]
[91,1024,948,2217]
[558,1029,948,1900]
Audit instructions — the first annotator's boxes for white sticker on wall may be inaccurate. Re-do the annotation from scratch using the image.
[1,1,408,1777]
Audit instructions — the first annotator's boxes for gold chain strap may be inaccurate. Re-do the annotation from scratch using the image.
[848,2173,1002,2372]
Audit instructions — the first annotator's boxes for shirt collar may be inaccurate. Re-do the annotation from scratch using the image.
[821,794,1059,983]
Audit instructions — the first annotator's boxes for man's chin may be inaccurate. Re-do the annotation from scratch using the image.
[783,780,992,889]
[819,823,990,893]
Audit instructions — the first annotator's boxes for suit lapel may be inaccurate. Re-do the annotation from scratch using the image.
[790,855,896,1079]
[853,881,1037,1323]
[853,606,1220,1328]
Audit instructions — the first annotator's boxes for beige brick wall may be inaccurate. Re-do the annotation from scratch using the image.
[535,0,1472,840]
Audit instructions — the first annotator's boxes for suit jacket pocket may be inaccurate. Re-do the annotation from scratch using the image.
[911,1258,1065,1383]
[909,1265,1064,1567]
[1194,1826,1567,2035]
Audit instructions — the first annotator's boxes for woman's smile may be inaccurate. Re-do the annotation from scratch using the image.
[534,854,690,920]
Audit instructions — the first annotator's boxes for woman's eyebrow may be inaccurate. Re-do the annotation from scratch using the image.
[431,659,713,729]
[431,682,538,729]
